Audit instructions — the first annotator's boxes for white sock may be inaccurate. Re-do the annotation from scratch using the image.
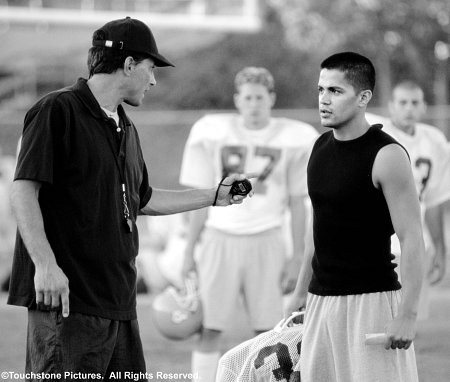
[191,351,221,382]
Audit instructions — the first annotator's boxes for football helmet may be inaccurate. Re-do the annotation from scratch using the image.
[151,276,202,340]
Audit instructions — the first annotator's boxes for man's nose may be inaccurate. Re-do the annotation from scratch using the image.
[319,92,330,104]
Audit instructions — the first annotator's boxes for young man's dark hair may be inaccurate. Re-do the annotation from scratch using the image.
[87,30,148,77]
[321,51,376,93]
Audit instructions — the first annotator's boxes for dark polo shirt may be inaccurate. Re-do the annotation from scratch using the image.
[8,78,152,320]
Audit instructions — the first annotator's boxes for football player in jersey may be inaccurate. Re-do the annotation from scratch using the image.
[179,67,318,381]
[366,81,450,320]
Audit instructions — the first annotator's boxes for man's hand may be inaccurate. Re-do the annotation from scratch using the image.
[384,313,417,350]
[280,258,301,295]
[182,246,197,280]
[213,173,256,207]
[428,250,446,285]
[34,261,70,317]
[284,293,307,320]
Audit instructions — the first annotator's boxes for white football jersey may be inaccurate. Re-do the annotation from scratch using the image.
[366,113,450,253]
[216,316,303,382]
[179,114,318,235]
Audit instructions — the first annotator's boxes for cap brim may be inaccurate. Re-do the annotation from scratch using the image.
[150,52,175,67]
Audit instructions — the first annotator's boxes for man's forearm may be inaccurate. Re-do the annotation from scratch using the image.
[185,208,208,251]
[399,235,425,317]
[291,219,314,300]
[10,180,57,266]
[425,204,446,255]
[141,188,215,216]
[289,195,307,264]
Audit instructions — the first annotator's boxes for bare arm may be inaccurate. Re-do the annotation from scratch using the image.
[281,195,307,294]
[373,144,425,350]
[140,173,252,216]
[284,212,314,316]
[181,208,209,279]
[425,204,447,284]
[10,180,69,317]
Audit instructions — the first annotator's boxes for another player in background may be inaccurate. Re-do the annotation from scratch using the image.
[179,67,318,381]
[287,52,424,382]
[367,81,450,320]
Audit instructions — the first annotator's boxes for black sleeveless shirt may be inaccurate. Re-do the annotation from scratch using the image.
[307,125,403,296]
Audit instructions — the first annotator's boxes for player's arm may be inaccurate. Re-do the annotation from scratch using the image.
[284,213,314,317]
[10,180,70,317]
[425,203,447,284]
[281,195,307,294]
[140,173,253,216]
[181,208,209,279]
[373,144,425,350]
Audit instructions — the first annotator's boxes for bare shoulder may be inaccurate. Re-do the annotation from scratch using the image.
[372,143,412,188]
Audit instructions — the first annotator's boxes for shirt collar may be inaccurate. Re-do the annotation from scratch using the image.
[72,78,132,127]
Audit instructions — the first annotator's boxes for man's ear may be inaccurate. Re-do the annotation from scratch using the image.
[359,90,372,107]
[233,92,240,109]
[123,56,135,76]
[270,92,276,107]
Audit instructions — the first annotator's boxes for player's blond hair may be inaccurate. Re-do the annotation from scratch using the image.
[234,67,275,93]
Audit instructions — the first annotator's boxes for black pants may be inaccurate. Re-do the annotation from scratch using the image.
[26,310,147,381]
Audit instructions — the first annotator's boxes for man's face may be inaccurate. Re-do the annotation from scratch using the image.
[124,58,156,107]
[317,69,361,129]
[234,83,275,127]
[389,87,425,132]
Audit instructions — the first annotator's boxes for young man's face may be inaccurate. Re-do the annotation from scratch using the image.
[234,83,275,128]
[124,58,156,107]
[317,69,361,129]
[389,87,425,132]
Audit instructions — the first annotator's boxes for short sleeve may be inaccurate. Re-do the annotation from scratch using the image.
[139,162,153,209]
[179,120,216,189]
[15,96,67,185]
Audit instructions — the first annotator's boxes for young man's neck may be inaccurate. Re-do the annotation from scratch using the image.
[242,117,271,131]
[87,75,122,112]
[391,121,416,136]
[332,115,371,141]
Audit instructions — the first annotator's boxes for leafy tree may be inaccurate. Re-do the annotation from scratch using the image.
[268,0,450,105]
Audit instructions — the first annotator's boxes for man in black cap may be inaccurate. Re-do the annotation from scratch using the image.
[8,17,251,379]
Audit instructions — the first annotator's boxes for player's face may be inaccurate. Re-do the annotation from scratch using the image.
[234,83,275,129]
[124,58,156,107]
[389,87,425,132]
[318,69,361,129]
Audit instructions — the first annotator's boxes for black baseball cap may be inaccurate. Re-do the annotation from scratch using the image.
[92,17,175,67]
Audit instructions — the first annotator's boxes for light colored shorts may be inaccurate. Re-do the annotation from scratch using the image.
[301,291,419,382]
[196,227,285,331]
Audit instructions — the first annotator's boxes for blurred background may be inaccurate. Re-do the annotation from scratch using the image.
[0,0,449,380]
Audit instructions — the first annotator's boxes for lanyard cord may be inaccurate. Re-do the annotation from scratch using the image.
[102,117,132,229]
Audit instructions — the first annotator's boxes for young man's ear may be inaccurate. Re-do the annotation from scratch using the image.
[359,90,372,107]
[123,57,135,75]
[233,92,240,109]
[270,92,276,107]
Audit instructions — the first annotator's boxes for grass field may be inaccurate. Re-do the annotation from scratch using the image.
[1,108,450,381]
[2,272,450,381]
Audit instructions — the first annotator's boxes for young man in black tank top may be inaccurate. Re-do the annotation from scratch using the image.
[286,52,425,382]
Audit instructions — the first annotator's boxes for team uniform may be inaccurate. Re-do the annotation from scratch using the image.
[216,313,303,382]
[366,113,450,319]
[179,113,318,331]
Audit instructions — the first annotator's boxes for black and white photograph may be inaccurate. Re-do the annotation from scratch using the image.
[0,1,449,381]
